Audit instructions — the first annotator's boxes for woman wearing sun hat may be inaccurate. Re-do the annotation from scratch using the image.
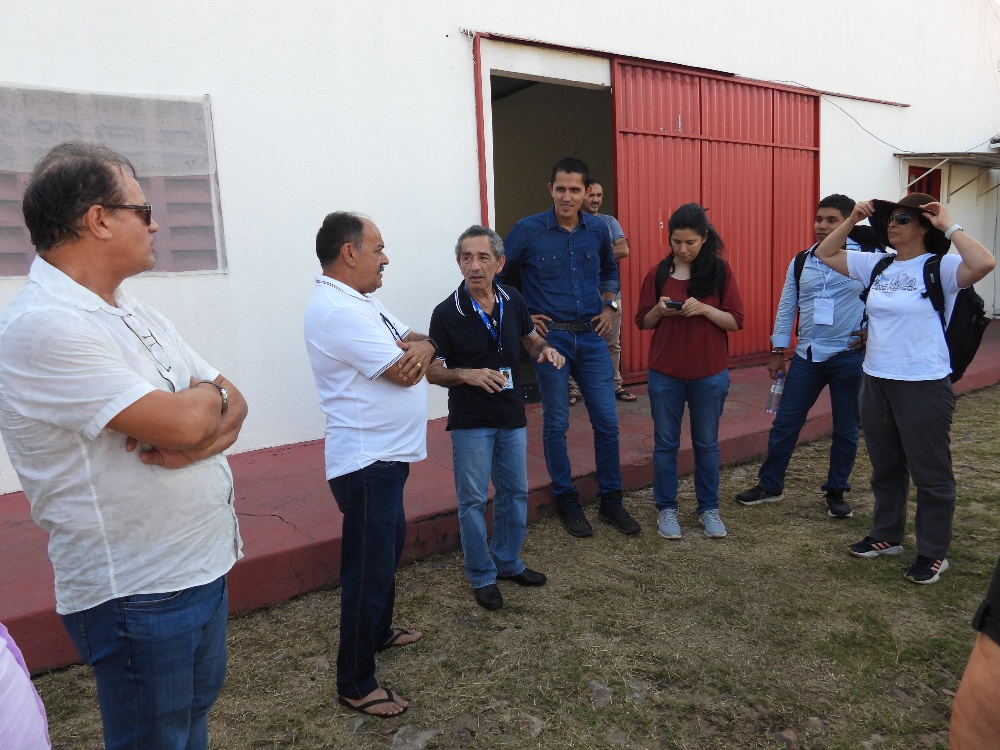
[813,193,995,584]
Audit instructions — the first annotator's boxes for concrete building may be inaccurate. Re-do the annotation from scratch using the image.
[1,0,999,490]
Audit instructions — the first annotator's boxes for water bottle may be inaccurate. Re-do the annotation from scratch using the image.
[765,373,784,414]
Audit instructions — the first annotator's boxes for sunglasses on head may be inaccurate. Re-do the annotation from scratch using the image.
[887,212,916,226]
[103,203,153,225]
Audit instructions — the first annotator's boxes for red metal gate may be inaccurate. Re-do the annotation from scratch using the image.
[613,60,819,381]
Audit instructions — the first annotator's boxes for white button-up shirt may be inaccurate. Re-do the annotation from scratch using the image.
[0,257,241,614]
[304,276,428,480]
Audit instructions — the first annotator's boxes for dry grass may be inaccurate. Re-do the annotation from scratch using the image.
[37,385,1000,749]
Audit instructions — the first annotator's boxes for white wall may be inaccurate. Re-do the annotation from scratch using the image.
[1,0,999,493]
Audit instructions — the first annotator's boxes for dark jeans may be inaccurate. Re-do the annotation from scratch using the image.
[758,350,863,494]
[533,328,622,499]
[861,375,956,558]
[61,575,229,750]
[328,460,408,699]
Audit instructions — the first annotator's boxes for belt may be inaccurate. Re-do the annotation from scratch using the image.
[549,320,594,332]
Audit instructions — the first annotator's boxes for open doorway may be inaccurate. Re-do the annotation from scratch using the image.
[490,75,615,400]
[491,76,614,236]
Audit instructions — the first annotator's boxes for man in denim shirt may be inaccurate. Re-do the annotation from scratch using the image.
[502,157,640,538]
[736,194,872,518]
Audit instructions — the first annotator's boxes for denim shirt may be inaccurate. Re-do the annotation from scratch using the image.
[501,208,619,322]
[770,241,867,363]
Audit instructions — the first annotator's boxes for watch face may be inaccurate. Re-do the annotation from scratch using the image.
[608,300,620,312]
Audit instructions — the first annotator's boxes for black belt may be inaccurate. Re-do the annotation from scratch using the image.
[549,320,594,332]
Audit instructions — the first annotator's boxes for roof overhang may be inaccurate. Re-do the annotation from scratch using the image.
[894,151,1000,201]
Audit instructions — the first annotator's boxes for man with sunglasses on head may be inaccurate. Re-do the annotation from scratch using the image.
[304,212,434,717]
[0,142,248,749]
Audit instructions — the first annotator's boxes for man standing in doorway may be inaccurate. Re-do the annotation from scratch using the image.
[304,212,432,717]
[735,194,869,518]
[427,225,564,611]
[582,177,635,402]
[0,142,248,749]
[502,156,640,538]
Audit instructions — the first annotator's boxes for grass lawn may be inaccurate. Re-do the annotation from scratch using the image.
[36,385,1000,749]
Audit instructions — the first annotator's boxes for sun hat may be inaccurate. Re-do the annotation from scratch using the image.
[870,192,950,254]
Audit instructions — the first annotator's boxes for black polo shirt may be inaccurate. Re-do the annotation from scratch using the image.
[429,282,534,430]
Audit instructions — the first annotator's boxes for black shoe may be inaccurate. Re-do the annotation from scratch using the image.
[735,484,783,506]
[905,555,950,585]
[557,502,593,538]
[474,584,503,610]
[825,489,853,518]
[598,500,641,535]
[499,567,547,587]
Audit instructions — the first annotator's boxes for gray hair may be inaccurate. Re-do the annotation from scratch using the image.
[454,225,504,262]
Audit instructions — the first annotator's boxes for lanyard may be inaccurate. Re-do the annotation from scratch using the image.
[466,283,503,354]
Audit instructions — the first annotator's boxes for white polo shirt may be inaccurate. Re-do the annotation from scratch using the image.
[0,257,241,615]
[304,276,427,479]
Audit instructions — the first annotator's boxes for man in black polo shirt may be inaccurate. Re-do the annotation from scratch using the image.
[427,225,565,611]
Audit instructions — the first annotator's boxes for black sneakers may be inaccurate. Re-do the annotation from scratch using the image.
[825,489,853,519]
[848,536,904,558]
[735,484,783,506]
[905,556,950,585]
[557,501,593,538]
[598,500,641,535]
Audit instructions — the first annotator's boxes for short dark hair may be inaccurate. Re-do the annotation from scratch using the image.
[817,194,855,219]
[22,142,135,253]
[316,211,366,267]
[454,225,504,261]
[550,156,589,185]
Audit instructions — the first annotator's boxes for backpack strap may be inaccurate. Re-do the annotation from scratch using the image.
[858,254,896,327]
[654,256,672,297]
[792,247,813,298]
[922,254,947,333]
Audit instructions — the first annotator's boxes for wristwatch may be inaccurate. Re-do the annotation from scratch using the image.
[197,380,229,414]
[604,299,620,312]
[770,348,784,356]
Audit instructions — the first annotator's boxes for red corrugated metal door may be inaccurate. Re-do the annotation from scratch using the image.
[613,60,818,380]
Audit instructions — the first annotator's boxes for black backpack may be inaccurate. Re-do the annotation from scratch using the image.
[859,254,988,383]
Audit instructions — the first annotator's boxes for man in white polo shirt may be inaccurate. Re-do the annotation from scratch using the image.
[0,142,248,749]
[304,211,434,718]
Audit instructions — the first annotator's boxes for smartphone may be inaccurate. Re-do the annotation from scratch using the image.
[665,301,684,309]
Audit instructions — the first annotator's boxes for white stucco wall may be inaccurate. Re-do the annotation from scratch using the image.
[1,0,999,494]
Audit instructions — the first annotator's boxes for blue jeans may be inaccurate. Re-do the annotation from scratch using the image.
[648,368,729,514]
[757,350,863,494]
[61,575,229,750]
[451,427,529,588]
[533,328,621,499]
[328,460,408,699]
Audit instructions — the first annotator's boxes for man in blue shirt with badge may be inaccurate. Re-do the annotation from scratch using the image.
[427,226,564,610]
[736,194,872,518]
[502,157,641,538]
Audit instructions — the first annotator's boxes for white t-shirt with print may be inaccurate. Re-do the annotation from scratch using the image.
[846,251,962,381]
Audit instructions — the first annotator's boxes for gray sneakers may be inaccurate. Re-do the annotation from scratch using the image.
[657,508,681,540]
[699,509,728,538]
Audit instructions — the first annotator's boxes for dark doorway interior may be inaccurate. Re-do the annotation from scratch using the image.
[490,75,615,401]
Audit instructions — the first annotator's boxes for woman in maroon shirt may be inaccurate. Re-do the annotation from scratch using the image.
[634,203,745,540]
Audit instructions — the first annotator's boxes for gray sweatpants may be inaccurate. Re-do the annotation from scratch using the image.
[861,374,956,559]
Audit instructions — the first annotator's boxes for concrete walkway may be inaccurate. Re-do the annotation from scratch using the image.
[4,324,1000,671]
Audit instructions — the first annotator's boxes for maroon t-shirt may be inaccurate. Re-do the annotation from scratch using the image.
[633,258,744,380]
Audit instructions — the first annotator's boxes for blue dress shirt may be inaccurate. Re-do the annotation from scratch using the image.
[502,208,619,322]
[770,240,868,363]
